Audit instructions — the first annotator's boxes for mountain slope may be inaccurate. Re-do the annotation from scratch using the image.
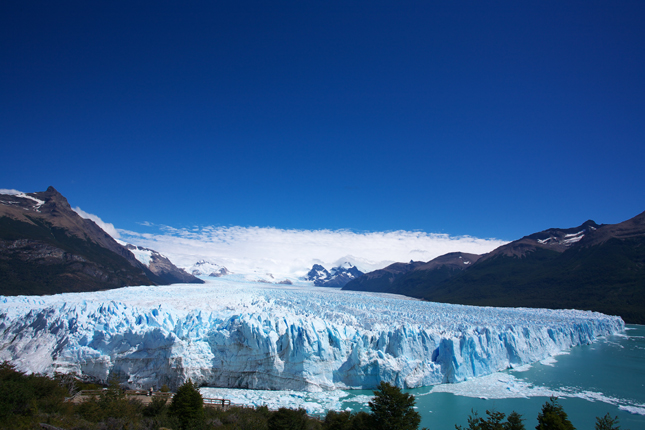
[427,215,645,323]
[390,252,482,297]
[0,187,196,295]
[343,252,481,296]
[124,244,203,284]
[341,260,426,293]
[345,212,645,324]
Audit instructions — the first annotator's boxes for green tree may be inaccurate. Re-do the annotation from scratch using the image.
[506,411,526,430]
[456,409,525,430]
[268,407,308,430]
[595,413,622,430]
[169,379,205,429]
[324,410,354,430]
[536,397,575,430]
[323,410,372,430]
[456,410,484,430]
[369,381,421,430]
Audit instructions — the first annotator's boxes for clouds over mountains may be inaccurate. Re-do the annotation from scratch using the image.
[118,223,507,278]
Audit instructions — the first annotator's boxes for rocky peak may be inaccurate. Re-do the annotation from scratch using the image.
[31,186,73,215]
[305,264,331,282]
[305,263,364,288]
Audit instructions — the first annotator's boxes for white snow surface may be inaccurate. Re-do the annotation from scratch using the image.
[563,231,585,244]
[129,247,153,267]
[0,189,45,210]
[0,277,623,392]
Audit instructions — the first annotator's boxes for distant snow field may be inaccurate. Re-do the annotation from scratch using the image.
[0,276,624,393]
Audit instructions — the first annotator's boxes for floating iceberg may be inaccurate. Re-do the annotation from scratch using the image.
[0,277,623,391]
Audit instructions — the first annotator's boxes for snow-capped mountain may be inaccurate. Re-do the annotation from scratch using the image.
[0,279,624,391]
[304,262,363,288]
[123,243,203,284]
[484,219,601,259]
[305,264,331,284]
[187,260,230,277]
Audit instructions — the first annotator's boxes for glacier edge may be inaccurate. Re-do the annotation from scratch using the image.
[0,279,624,391]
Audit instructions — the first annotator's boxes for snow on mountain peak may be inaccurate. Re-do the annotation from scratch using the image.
[563,231,585,244]
[129,246,154,266]
[0,189,45,211]
[536,229,586,247]
[305,262,364,288]
[187,260,230,277]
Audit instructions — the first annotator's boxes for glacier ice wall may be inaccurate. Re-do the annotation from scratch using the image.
[0,278,624,391]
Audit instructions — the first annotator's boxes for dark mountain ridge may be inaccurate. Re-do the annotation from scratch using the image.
[0,187,201,295]
[344,212,645,323]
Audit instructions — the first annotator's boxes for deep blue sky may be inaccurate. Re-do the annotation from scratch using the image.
[2,1,644,241]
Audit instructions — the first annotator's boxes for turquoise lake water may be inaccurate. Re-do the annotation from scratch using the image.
[340,324,645,430]
[202,324,645,429]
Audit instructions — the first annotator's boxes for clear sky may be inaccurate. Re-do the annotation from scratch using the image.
[2,1,644,244]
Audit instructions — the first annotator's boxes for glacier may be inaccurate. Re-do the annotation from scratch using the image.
[0,276,624,391]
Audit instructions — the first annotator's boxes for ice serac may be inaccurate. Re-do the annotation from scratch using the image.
[0,279,624,391]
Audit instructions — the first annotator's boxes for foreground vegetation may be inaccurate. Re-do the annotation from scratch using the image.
[0,363,626,430]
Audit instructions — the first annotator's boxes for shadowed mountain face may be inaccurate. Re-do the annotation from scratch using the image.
[343,253,480,296]
[345,212,645,324]
[0,187,201,295]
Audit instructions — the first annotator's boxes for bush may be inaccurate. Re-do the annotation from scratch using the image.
[143,395,169,418]
[268,407,309,430]
[75,379,144,425]
[0,362,68,423]
[323,410,372,430]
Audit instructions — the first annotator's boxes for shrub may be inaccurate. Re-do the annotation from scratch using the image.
[268,407,308,430]
[323,410,372,430]
[0,362,68,423]
[143,395,169,418]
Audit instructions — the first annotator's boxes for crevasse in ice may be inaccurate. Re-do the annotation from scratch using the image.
[0,278,624,391]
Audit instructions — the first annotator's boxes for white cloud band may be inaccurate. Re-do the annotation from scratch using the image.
[119,224,507,279]
[73,207,121,240]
